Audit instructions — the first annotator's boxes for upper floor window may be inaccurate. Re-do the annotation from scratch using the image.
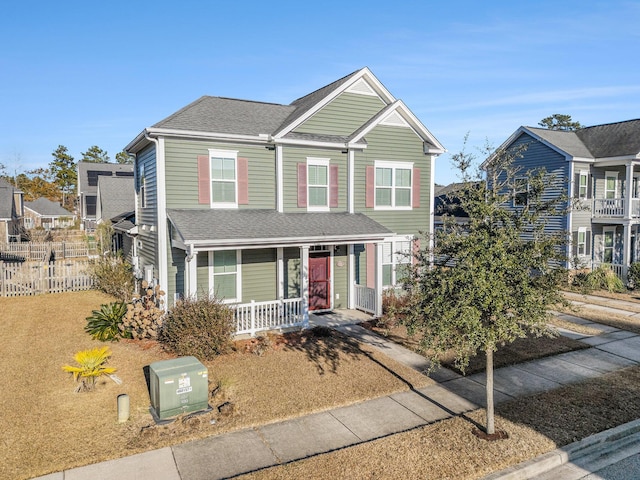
[375,161,412,210]
[578,171,588,199]
[513,177,529,206]
[210,149,238,208]
[139,163,146,208]
[307,158,330,211]
[605,172,618,199]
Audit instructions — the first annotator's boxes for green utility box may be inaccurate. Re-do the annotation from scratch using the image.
[149,356,209,420]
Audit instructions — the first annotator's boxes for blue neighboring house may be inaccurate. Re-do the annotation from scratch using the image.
[486,119,640,280]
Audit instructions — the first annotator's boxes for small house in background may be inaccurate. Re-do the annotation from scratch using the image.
[96,176,135,225]
[110,210,137,264]
[77,162,134,231]
[23,197,76,230]
[0,178,24,242]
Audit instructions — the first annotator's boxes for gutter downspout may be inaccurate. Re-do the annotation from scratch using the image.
[144,132,169,308]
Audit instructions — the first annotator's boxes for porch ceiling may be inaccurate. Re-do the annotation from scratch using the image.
[167,208,394,250]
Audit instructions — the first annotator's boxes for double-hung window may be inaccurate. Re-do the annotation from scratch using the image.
[513,177,528,206]
[381,239,412,287]
[605,172,618,200]
[375,161,412,210]
[139,163,146,208]
[211,250,240,303]
[578,171,588,199]
[577,228,587,256]
[307,158,330,211]
[210,149,238,208]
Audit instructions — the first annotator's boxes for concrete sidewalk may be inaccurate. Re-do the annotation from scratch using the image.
[34,305,640,480]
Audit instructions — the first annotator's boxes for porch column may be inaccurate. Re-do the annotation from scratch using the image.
[623,222,632,280]
[277,247,284,299]
[300,245,309,327]
[625,161,634,219]
[348,244,355,309]
[374,242,383,318]
[186,250,198,298]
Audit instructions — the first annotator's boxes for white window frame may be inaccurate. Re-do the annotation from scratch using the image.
[209,249,242,304]
[374,161,413,211]
[307,157,330,212]
[23,217,34,229]
[605,171,618,200]
[381,236,413,287]
[513,177,529,206]
[603,227,615,264]
[578,171,588,199]
[209,149,238,209]
[577,227,587,256]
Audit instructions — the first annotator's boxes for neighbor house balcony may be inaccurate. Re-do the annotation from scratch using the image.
[592,198,640,220]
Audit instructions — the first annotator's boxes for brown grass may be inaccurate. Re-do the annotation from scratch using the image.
[363,322,588,375]
[241,366,640,480]
[0,292,432,480]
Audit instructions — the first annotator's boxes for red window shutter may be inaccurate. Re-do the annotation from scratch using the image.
[238,157,249,205]
[365,165,374,208]
[297,163,307,208]
[330,164,339,208]
[412,168,420,208]
[366,243,375,289]
[197,155,210,205]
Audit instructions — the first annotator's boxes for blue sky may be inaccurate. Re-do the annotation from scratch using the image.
[1,0,639,186]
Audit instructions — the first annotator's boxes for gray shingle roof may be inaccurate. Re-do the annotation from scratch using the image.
[97,176,135,222]
[78,162,134,194]
[167,209,392,247]
[526,119,640,159]
[24,197,73,217]
[152,96,295,136]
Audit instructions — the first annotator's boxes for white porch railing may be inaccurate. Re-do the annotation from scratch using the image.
[354,284,376,314]
[633,198,640,218]
[593,198,625,217]
[233,298,303,336]
[592,262,627,283]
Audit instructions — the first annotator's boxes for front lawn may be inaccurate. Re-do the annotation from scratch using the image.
[0,291,431,480]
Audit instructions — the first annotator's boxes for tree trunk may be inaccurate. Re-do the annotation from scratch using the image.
[485,347,495,434]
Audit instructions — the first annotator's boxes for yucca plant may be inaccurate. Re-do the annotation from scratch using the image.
[85,301,130,341]
[62,346,117,392]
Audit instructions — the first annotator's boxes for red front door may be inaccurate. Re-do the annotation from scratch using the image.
[309,253,331,310]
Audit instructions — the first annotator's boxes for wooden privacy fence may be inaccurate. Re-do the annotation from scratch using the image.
[0,261,94,297]
[0,241,97,261]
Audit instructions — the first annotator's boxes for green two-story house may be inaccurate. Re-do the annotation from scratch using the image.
[124,67,445,335]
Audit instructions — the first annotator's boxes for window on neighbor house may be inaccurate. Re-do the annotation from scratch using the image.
[603,229,615,264]
[578,171,588,199]
[605,172,617,200]
[85,195,97,216]
[381,240,412,287]
[23,217,34,229]
[212,250,239,302]
[210,150,237,207]
[513,177,528,206]
[375,162,412,209]
[577,228,586,256]
[307,159,329,210]
[139,164,146,208]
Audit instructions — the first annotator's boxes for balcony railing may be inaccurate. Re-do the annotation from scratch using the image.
[592,198,625,217]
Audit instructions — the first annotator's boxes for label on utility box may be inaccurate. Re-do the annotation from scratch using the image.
[176,376,191,395]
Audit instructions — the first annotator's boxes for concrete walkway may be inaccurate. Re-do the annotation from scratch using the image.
[34,304,640,480]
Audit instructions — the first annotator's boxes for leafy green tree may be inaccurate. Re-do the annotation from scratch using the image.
[81,145,110,163]
[50,145,77,208]
[402,141,568,436]
[538,114,582,131]
[115,150,133,164]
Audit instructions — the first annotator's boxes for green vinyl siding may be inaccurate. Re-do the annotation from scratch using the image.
[333,245,348,309]
[353,244,367,286]
[282,146,347,212]
[164,138,276,209]
[168,247,185,301]
[137,145,158,272]
[283,247,300,298]
[294,92,386,136]
[355,125,433,236]
[196,252,209,299]
[241,248,277,302]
